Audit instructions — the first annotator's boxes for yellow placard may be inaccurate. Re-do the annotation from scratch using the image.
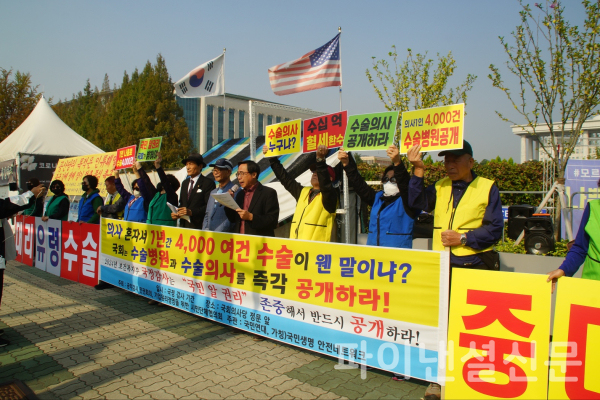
[446,269,551,399]
[264,119,302,157]
[51,152,117,197]
[548,277,600,399]
[101,219,445,327]
[400,103,464,154]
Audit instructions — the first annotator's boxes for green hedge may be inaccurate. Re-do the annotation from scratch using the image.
[357,159,545,206]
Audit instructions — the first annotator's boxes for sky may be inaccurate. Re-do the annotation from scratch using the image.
[0,1,588,161]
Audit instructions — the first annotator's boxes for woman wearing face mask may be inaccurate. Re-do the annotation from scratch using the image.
[22,178,45,217]
[42,180,70,221]
[338,145,420,249]
[113,164,150,223]
[135,153,181,227]
[77,175,103,224]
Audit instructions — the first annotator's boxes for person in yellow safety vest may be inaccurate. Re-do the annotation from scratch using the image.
[547,178,600,293]
[407,140,504,399]
[96,176,125,219]
[264,144,338,242]
[407,140,504,268]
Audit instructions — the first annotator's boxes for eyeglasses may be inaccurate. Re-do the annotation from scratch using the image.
[381,176,397,184]
[236,171,251,177]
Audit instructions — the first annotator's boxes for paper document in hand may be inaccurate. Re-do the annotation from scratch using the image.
[167,202,190,223]
[211,192,239,210]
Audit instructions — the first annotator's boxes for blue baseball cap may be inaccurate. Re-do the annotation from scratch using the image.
[209,158,233,170]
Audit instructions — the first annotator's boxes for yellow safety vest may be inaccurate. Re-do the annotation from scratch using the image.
[290,187,336,242]
[107,192,124,219]
[432,176,495,255]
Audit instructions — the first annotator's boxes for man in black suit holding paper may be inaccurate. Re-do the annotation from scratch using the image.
[225,160,279,237]
[172,153,215,229]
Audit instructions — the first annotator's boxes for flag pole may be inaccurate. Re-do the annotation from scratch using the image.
[223,48,227,141]
[338,26,350,245]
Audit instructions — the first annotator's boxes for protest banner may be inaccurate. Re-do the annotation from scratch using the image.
[446,269,551,399]
[51,152,118,197]
[22,216,35,267]
[14,215,24,263]
[548,277,600,399]
[99,219,450,382]
[137,137,162,162]
[58,221,100,287]
[34,217,47,272]
[264,119,302,157]
[303,111,347,153]
[45,218,62,276]
[342,111,398,151]
[115,145,137,170]
[400,104,464,154]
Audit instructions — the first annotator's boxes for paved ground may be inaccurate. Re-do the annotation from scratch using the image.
[0,261,429,399]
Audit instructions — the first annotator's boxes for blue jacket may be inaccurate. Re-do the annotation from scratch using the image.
[202,182,236,233]
[78,191,101,223]
[124,196,147,222]
[368,192,414,248]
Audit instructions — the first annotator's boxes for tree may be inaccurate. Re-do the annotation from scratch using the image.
[366,46,477,142]
[489,0,600,179]
[489,0,600,239]
[0,68,42,140]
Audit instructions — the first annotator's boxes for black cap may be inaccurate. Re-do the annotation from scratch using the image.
[438,140,473,157]
[182,153,205,167]
[208,158,233,170]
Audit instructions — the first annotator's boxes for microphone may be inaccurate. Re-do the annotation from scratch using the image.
[228,184,239,196]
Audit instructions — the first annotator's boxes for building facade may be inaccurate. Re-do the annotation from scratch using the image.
[512,115,600,163]
[176,93,324,154]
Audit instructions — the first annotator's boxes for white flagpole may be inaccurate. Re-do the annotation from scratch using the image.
[223,48,226,140]
[338,26,350,245]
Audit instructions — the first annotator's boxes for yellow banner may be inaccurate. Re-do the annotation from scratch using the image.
[548,277,600,399]
[264,119,302,157]
[51,152,117,197]
[400,103,464,154]
[101,219,446,327]
[446,269,551,399]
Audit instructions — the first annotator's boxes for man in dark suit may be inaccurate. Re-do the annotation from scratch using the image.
[172,153,215,229]
[225,160,279,237]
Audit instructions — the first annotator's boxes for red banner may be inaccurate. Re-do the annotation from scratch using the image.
[78,222,100,286]
[60,221,81,282]
[22,216,35,267]
[302,111,347,152]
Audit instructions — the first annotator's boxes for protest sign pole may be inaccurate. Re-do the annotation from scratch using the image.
[223,48,226,127]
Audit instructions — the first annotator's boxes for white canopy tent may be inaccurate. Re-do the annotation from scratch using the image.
[0,96,103,162]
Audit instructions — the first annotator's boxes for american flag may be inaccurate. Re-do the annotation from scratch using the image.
[268,33,341,96]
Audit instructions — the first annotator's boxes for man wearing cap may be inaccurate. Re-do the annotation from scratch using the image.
[173,153,215,229]
[407,141,503,270]
[202,158,236,233]
[264,144,337,241]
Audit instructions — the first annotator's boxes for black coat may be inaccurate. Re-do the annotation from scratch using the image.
[225,183,280,237]
[178,174,216,229]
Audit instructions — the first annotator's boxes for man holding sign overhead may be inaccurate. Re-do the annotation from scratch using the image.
[407,141,503,269]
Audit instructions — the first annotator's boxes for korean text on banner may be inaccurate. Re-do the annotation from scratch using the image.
[548,277,600,399]
[343,112,398,151]
[51,152,117,197]
[100,220,450,382]
[137,137,162,162]
[264,119,302,157]
[22,216,35,267]
[400,104,464,154]
[115,146,137,170]
[446,269,551,399]
[14,215,23,263]
[303,111,347,153]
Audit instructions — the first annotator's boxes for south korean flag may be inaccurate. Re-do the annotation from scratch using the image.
[174,53,224,98]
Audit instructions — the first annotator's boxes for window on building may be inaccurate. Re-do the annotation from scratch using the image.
[258,114,264,136]
[276,116,282,123]
[267,115,273,125]
[229,109,235,139]
[239,110,245,137]
[206,105,214,149]
[285,117,290,122]
[218,107,224,142]
[176,97,200,151]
